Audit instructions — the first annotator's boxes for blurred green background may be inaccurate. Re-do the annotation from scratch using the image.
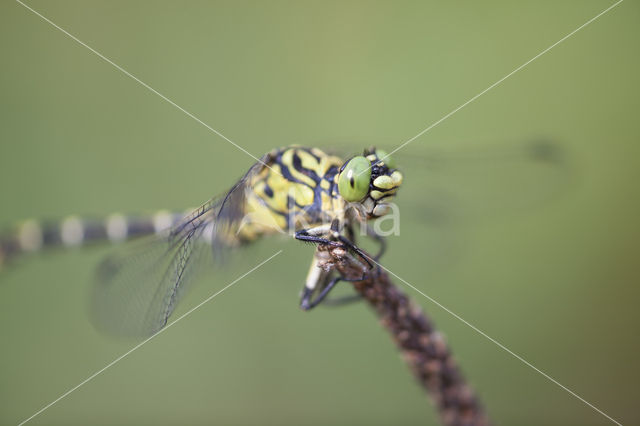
[1,1,638,425]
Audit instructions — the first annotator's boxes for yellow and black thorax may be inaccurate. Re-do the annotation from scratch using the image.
[238,146,345,240]
[237,145,402,240]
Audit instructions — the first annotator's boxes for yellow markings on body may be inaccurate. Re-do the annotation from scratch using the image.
[293,184,315,205]
[106,214,128,242]
[18,219,43,252]
[265,182,313,218]
[252,180,268,198]
[305,256,323,290]
[370,190,384,200]
[373,203,392,217]
[298,149,320,171]
[372,187,398,200]
[323,154,343,174]
[373,175,394,190]
[264,178,288,213]
[391,170,403,186]
[262,167,315,214]
[310,147,326,159]
[61,216,84,247]
[373,172,402,190]
[280,149,316,188]
[320,192,333,211]
[264,164,286,192]
[321,191,343,220]
[153,210,173,234]
[237,194,287,240]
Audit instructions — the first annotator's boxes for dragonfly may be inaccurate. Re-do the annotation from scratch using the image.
[0,146,402,336]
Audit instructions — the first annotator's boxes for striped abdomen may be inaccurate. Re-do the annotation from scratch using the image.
[0,211,188,270]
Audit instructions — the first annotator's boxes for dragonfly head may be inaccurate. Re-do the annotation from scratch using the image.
[337,148,403,219]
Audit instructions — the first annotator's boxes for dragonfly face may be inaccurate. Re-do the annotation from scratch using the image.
[337,148,403,220]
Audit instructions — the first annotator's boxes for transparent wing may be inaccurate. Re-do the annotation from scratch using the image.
[91,158,266,337]
[397,138,575,227]
[91,199,217,337]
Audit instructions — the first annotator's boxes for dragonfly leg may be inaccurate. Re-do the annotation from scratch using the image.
[294,223,334,244]
[300,255,330,310]
[374,236,386,260]
[345,222,356,245]
[299,254,365,310]
[301,274,366,310]
[300,275,341,310]
[295,221,374,269]
[362,222,386,260]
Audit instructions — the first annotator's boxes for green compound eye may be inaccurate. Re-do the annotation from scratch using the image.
[375,149,396,169]
[338,156,372,202]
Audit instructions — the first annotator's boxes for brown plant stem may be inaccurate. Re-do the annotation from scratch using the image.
[315,245,490,426]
